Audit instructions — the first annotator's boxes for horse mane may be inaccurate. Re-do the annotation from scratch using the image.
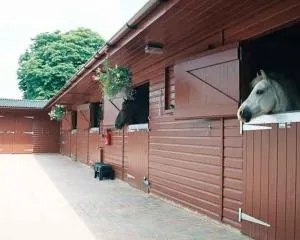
[251,75,263,88]
[251,71,286,88]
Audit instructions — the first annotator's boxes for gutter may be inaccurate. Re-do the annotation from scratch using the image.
[0,107,45,111]
[44,0,165,110]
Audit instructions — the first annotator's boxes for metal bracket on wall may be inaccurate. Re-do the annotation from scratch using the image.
[240,122,272,134]
[24,148,33,152]
[127,123,149,132]
[238,208,271,227]
[127,173,135,179]
[23,131,34,135]
[278,122,291,129]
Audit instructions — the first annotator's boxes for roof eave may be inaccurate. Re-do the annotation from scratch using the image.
[44,0,168,110]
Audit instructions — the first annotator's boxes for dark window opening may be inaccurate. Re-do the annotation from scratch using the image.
[114,82,149,129]
[71,111,77,130]
[90,102,102,128]
[164,65,175,110]
[241,23,300,103]
[133,82,149,124]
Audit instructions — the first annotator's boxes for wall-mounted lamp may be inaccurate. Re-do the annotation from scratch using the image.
[145,42,164,55]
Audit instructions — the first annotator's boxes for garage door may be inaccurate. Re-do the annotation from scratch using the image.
[0,114,33,153]
[14,115,33,153]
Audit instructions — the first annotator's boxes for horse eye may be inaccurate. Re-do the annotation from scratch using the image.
[256,89,264,95]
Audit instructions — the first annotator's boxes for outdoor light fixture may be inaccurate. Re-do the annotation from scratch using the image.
[144,42,164,54]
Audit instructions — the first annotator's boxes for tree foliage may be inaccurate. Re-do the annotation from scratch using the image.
[17,28,105,99]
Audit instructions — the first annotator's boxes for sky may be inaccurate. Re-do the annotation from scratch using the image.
[0,0,148,99]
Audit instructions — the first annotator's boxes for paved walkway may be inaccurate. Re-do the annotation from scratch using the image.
[0,154,249,240]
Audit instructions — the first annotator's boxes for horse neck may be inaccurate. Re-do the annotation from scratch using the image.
[271,80,290,112]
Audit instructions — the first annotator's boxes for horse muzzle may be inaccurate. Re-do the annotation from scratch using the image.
[238,106,252,123]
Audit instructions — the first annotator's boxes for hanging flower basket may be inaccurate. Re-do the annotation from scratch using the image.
[48,104,65,121]
[96,58,135,100]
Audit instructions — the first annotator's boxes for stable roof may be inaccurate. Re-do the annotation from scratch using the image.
[0,98,48,109]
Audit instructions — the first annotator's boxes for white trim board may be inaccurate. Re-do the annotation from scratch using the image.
[241,111,300,133]
[127,123,149,132]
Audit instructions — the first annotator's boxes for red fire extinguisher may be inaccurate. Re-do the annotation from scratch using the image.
[105,130,111,145]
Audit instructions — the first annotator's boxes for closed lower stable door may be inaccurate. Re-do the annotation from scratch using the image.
[127,131,149,192]
[242,123,300,240]
[60,130,71,156]
[0,114,33,153]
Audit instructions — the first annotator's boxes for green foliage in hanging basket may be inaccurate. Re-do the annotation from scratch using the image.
[96,58,135,100]
[48,104,65,121]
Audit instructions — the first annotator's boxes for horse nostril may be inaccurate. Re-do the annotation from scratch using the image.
[240,107,252,122]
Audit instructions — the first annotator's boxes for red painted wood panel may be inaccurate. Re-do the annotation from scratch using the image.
[70,131,77,160]
[33,113,60,153]
[103,97,123,126]
[223,119,243,229]
[60,130,71,156]
[0,111,59,153]
[175,47,239,120]
[276,128,287,240]
[269,124,278,240]
[76,129,88,164]
[61,111,72,130]
[88,132,101,165]
[286,124,297,240]
[0,113,14,153]
[149,75,226,223]
[76,105,90,164]
[260,129,270,240]
[296,124,300,240]
[77,106,90,130]
[14,114,33,153]
[243,123,300,240]
[127,131,149,192]
[102,127,124,179]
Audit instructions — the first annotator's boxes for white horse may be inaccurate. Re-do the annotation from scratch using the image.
[237,70,300,123]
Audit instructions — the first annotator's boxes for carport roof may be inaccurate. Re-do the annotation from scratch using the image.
[0,98,48,109]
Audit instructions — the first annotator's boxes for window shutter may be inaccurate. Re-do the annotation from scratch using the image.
[103,96,123,126]
[175,46,240,119]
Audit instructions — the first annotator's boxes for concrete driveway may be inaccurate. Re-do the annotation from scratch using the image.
[0,154,248,240]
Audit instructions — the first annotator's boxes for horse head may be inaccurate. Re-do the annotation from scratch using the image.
[237,70,289,123]
[115,99,136,129]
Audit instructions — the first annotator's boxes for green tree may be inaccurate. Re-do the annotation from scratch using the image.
[17,28,105,99]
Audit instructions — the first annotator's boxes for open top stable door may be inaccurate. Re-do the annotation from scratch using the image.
[175,46,240,119]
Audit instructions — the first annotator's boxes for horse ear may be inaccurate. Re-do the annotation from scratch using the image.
[251,72,262,88]
[260,70,268,80]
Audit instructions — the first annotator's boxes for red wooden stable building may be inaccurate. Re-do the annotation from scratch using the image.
[45,1,300,239]
[0,99,60,153]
